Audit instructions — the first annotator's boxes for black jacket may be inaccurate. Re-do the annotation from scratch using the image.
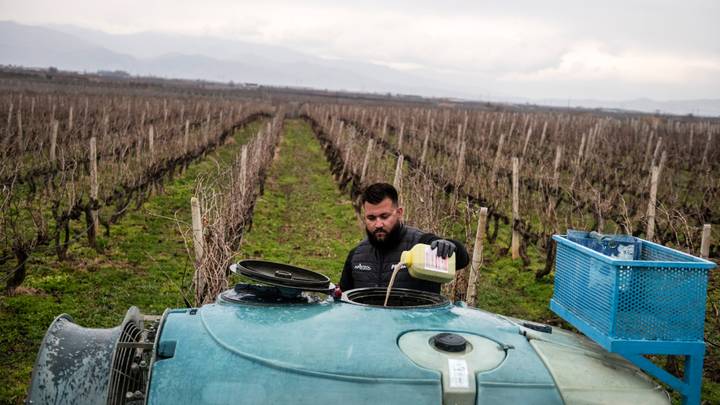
[339,224,470,293]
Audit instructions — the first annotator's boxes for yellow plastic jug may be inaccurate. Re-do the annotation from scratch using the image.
[400,243,456,284]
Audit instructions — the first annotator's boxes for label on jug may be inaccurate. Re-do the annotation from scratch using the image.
[425,246,449,273]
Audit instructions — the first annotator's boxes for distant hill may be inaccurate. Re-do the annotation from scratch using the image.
[530,97,720,117]
[0,20,453,96]
[0,21,135,72]
[1,20,718,116]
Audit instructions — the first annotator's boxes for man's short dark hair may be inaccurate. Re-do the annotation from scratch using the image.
[361,183,398,206]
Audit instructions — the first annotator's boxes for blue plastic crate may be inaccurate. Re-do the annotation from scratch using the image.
[551,235,716,343]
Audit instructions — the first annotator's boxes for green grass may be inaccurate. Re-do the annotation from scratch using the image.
[0,120,264,405]
[440,207,557,322]
[235,119,361,283]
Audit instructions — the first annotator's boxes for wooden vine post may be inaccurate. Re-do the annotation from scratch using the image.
[490,132,506,187]
[651,137,663,169]
[552,145,563,191]
[451,140,467,207]
[83,98,89,127]
[420,120,431,167]
[136,122,143,162]
[191,196,205,306]
[148,125,155,158]
[191,197,204,262]
[240,144,248,196]
[642,130,655,171]
[538,121,548,148]
[89,137,99,237]
[50,120,59,164]
[466,207,488,307]
[483,120,495,155]
[381,116,388,143]
[204,113,211,144]
[455,124,463,156]
[184,120,190,152]
[0,104,9,159]
[700,224,711,259]
[645,166,660,241]
[102,114,109,141]
[393,154,404,190]
[360,138,374,184]
[454,141,466,187]
[578,132,587,164]
[521,126,533,158]
[341,134,353,179]
[17,109,23,152]
[657,150,668,179]
[337,121,345,145]
[570,132,587,189]
[701,131,713,168]
[688,126,694,158]
[511,157,520,260]
[397,122,404,153]
[6,102,12,135]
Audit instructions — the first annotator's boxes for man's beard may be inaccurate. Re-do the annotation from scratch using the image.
[366,223,403,249]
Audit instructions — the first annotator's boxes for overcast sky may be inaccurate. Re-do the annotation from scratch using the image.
[2,0,719,101]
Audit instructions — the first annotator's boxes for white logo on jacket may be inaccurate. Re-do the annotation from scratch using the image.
[353,264,372,271]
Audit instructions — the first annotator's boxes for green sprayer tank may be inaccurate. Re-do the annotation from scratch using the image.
[27,260,669,405]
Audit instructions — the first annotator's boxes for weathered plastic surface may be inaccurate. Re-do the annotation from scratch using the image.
[146,294,668,405]
[27,307,142,405]
[529,327,670,404]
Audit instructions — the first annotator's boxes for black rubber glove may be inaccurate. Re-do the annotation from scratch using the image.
[430,239,456,259]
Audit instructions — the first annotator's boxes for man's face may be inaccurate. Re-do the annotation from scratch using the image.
[363,198,403,241]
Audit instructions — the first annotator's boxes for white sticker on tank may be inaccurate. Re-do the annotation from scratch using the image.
[448,359,469,388]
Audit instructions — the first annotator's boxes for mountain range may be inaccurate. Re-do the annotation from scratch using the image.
[1,20,718,117]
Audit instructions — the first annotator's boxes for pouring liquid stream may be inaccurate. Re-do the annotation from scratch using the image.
[384,263,404,307]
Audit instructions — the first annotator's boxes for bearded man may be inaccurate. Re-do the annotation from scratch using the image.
[339,183,469,293]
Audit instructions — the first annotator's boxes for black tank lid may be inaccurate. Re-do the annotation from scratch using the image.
[432,333,467,352]
[232,260,331,291]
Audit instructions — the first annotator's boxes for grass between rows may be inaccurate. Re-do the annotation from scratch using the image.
[0,120,264,404]
[234,119,361,282]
